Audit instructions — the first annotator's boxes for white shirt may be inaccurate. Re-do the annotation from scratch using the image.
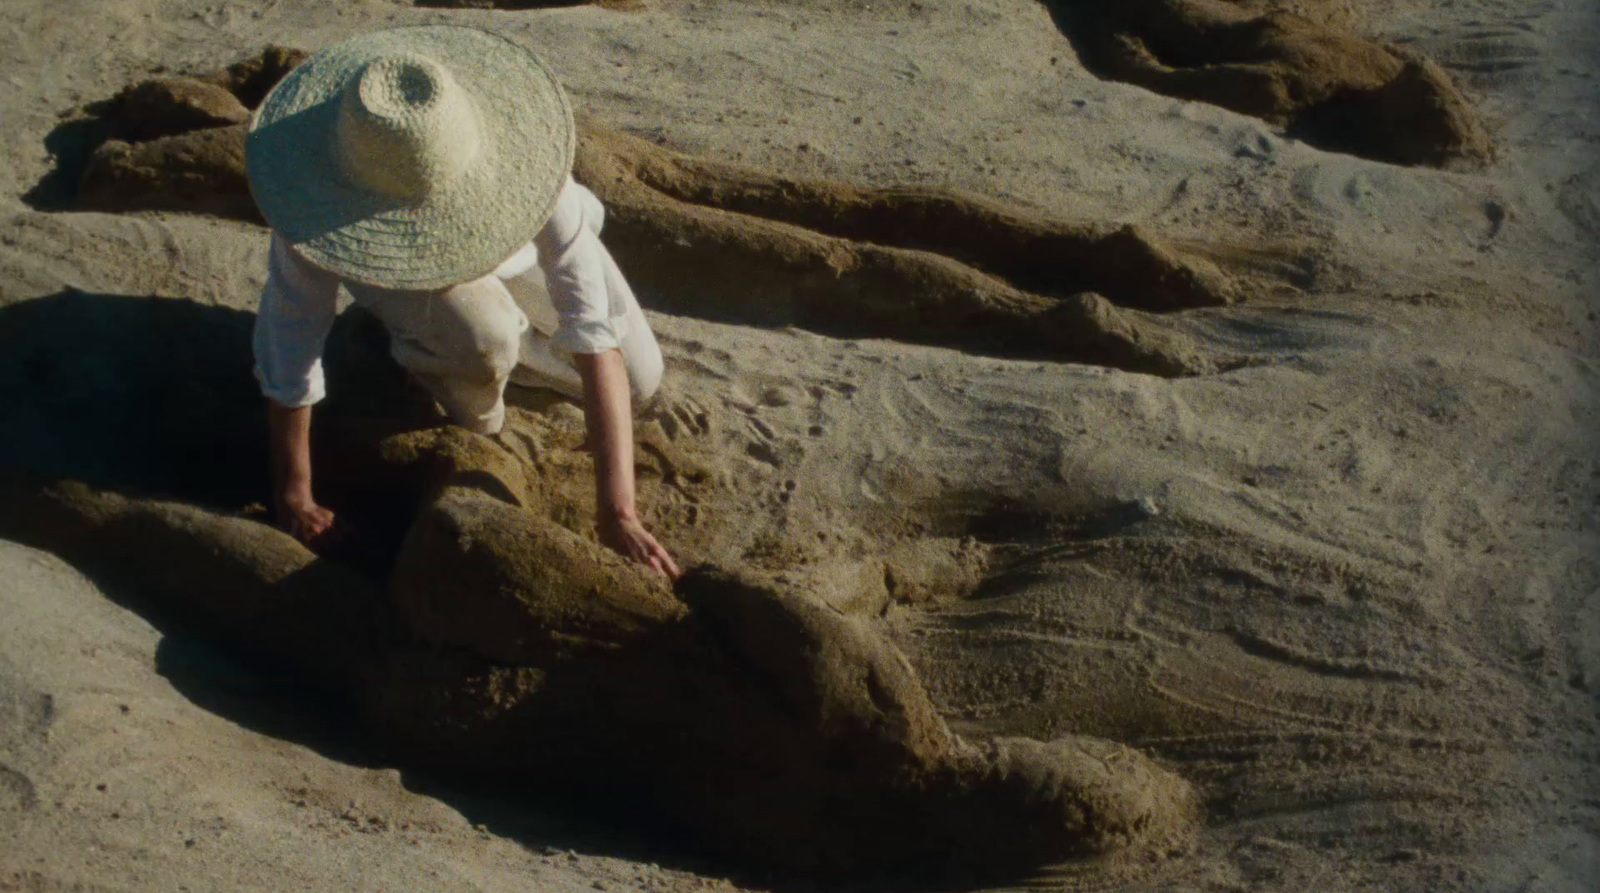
[253,177,628,407]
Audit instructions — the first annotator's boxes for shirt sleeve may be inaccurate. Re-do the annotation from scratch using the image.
[252,234,340,407]
[533,177,626,356]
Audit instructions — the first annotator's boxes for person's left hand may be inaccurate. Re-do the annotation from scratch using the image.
[597,509,682,579]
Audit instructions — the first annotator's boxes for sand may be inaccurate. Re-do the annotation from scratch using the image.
[1,0,1598,890]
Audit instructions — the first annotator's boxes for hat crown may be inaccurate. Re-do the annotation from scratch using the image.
[334,54,482,201]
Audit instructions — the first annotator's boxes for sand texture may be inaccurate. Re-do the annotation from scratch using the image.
[1,0,1598,891]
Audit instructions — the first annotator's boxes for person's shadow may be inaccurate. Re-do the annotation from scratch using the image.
[0,288,426,508]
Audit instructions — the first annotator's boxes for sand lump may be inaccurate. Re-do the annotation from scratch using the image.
[51,51,1245,377]
[1047,0,1492,166]
[77,125,255,221]
[573,121,1233,375]
[68,47,305,220]
[0,412,1200,879]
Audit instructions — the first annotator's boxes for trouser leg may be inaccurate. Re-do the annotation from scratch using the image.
[385,276,527,435]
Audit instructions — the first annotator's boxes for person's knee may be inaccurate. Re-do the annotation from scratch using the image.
[437,279,525,384]
[480,329,522,383]
[629,359,662,403]
[625,337,664,403]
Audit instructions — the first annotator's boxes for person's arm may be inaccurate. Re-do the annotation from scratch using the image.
[267,401,336,544]
[254,235,341,545]
[574,348,680,578]
[538,179,679,576]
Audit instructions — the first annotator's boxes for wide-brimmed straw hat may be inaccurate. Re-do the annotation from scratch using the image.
[245,25,575,290]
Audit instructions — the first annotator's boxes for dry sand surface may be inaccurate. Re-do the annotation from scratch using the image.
[2,0,1599,890]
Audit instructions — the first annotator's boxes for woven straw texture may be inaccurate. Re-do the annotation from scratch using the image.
[246,26,575,290]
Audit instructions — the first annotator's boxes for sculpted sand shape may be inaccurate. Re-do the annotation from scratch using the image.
[0,408,1199,879]
[1046,0,1492,166]
[58,48,1237,376]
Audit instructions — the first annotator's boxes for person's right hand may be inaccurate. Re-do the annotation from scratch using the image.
[276,489,339,549]
[596,509,682,579]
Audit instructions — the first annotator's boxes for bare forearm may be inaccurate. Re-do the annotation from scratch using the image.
[575,349,636,519]
[267,401,315,501]
[565,351,679,576]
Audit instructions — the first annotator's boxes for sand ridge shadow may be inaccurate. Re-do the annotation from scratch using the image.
[1040,0,1492,167]
[145,618,764,888]
[572,119,1237,376]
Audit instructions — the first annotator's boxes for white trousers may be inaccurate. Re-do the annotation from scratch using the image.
[387,236,663,436]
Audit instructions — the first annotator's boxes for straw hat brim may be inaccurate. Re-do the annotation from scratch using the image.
[246,26,575,290]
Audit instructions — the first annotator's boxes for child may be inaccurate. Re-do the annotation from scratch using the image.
[245,24,677,577]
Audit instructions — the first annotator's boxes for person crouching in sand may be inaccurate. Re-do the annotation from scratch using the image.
[244,25,679,577]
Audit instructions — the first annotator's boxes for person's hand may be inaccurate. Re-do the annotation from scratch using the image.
[597,508,681,579]
[276,488,340,550]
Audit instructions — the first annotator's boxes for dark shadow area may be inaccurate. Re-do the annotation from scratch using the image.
[0,290,425,511]
[21,103,118,212]
[147,627,739,885]
[0,290,265,507]
[154,630,377,764]
[73,565,731,887]
[156,618,1029,893]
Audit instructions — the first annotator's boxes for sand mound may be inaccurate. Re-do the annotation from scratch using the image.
[575,120,1232,374]
[1048,0,1492,166]
[418,0,640,9]
[104,77,249,142]
[63,47,304,219]
[0,407,1198,878]
[193,45,309,108]
[77,125,254,220]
